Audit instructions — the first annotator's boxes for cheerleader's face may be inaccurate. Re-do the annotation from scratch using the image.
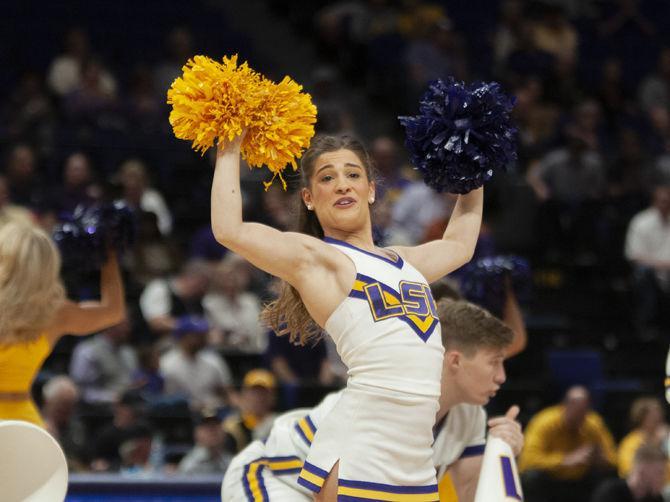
[302,149,375,233]
[458,347,507,405]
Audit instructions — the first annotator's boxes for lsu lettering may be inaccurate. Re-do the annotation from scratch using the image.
[349,273,439,342]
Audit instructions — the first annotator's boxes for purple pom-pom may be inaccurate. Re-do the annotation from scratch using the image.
[459,255,531,316]
[53,201,136,272]
[399,78,517,194]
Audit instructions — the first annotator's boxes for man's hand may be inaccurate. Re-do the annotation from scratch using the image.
[487,405,523,456]
[561,444,595,468]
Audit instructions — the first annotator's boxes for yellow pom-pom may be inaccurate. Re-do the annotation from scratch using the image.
[167,55,263,154]
[167,54,317,188]
[244,76,317,190]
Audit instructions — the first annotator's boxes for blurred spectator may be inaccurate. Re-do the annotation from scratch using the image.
[62,59,119,126]
[520,386,617,502]
[119,422,155,476]
[624,184,670,336]
[154,27,194,95]
[0,174,33,227]
[390,182,454,244]
[596,58,633,128]
[189,224,228,262]
[49,152,100,217]
[91,390,147,471]
[308,65,355,135]
[70,319,139,405]
[4,144,45,210]
[617,397,669,479]
[42,375,88,472]
[203,255,265,353]
[128,211,181,286]
[47,28,117,98]
[403,16,467,105]
[265,329,338,409]
[639,48,670,114]
[4,71,54,144]
[117,158,172,236]
[528,124,606,261]
[131,343,165,398]
[369,135,411,202]
[530,4,578,67]
[492,0,527,75]
[139,260,210,336]
[608,128,653,199]
[160,316,232,410]
[178,407,232,474]
[223,369,277,453]
[125,64,163,135]
[592,444,666,502]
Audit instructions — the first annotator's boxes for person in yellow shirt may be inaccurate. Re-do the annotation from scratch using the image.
[617,397,669,480]
[0,221,126,427]
[519,385,617,502]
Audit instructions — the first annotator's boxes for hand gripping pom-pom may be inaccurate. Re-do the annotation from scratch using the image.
[399,77,517,194]
[459,255,531,317]
[167,55,317,189]
[53,202,136,273]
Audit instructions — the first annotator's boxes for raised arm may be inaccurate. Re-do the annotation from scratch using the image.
[211,136,332,286]
[47,251,126,343]
[393,187,484,283]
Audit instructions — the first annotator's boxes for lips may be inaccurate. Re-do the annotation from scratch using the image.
[334,197,356,207]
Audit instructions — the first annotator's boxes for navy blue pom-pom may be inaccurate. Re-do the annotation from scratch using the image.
[53,201,136,272]
[459,255,531,316]
[399,78,517,194]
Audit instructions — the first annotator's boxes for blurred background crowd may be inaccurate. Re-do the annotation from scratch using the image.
[2,0,670,499]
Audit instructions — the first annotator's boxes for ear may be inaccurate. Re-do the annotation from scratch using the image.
[368,181,376,204]
[445,350,462,371]
[301,187,313,210]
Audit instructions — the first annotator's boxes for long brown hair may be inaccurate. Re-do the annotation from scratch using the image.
[260,135,375,345]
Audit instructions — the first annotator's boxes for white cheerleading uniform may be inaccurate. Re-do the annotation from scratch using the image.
[298,237,444,500]
[222,390,487,501]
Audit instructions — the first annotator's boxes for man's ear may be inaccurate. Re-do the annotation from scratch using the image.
[445,350,462,370]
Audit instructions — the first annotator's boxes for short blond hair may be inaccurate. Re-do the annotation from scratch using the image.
[0,222,65,344]
[438,298,513,356]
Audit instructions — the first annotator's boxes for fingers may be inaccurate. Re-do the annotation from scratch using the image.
[505,405,520,420]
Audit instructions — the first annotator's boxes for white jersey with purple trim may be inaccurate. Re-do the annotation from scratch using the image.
[433,403,487,480]
[221,390,487,501]
[296,238,444,499]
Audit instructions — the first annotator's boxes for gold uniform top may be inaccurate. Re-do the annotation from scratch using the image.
[519,405,617,480]
[0,334,50,427]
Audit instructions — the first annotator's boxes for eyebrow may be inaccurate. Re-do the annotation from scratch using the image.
[315,163,363,175]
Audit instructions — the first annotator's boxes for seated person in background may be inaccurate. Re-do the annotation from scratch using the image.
[131,343,165,399]
[41,375,88,471]
[591,444,666,502]
[618,397,669,480]
[203,255,265,353]
[90,390,148,472]
[265,328,340,409]
[178,407,232,475]
[519,385,618,502]
[69,318,138,404]
[160,316,232,410]
[119,422,156,476]
[139,260,211,337]
[223,369,277,454]
[625,184,670,337]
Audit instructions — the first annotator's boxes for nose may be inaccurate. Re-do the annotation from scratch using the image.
[494,364,506,385]
[335,173,351,193]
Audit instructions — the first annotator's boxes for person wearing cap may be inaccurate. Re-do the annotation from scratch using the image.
[160,315,233,410]
[223,369,278,454]
[178,407,232,475]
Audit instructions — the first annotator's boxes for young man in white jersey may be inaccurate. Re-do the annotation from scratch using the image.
[222,299,523,502]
